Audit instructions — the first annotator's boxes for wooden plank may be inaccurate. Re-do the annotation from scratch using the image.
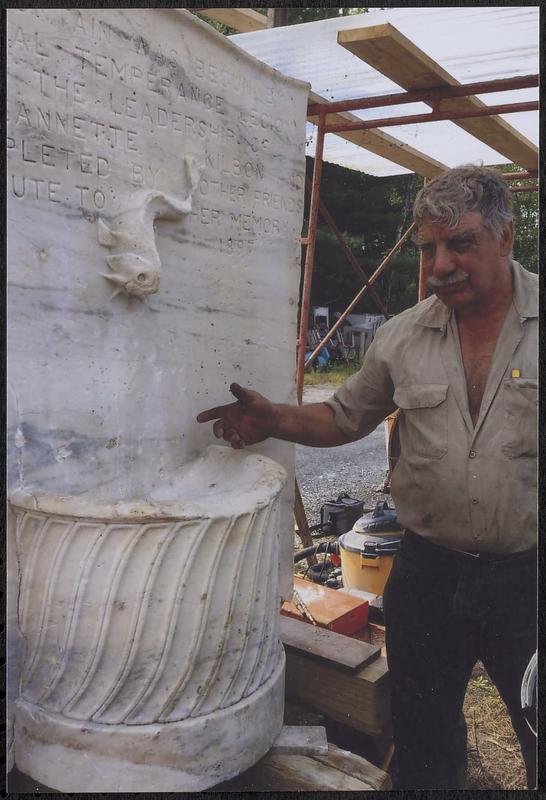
[197,8,267,33]
[312,744,392,790]
[227,743,391,791]
[338,23,538,171]
[285,649,390,736]
[281,615,380,673]
[270,724,328,755]
[308,90,448,178]
[294,479,314,552]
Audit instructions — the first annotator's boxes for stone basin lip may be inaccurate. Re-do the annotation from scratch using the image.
[9,445,287,521]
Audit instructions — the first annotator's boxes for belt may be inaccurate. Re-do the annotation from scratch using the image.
[403,529,537,564]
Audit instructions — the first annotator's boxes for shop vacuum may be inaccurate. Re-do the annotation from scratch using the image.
[338,500,403,596]
[295,495,404,622]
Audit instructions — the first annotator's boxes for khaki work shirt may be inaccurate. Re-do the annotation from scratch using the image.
[325,261,537,553]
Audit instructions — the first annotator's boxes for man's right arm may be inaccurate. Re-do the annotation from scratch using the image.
[270,401,354,447]
[196,383,353,449]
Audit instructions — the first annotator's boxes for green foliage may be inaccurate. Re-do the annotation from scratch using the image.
[304,361,362,386]
[305,158,422,315]
[490,164,538,274]
[197,8,372,34]
[286,8,372,25]
[306,158,538,316]
[512,193,539,274]
[194,12,239,36]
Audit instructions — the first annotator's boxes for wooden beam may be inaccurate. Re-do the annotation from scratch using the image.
[218,743,391,791]
[280,615,381,673]
[294,479,315,558]
[308,92,448,178]
[338,23,538,171]
[197,8,267,33]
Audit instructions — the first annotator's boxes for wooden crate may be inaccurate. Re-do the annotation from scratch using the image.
[285,648,391,737]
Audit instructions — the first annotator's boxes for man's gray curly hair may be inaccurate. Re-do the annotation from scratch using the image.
[413,164,513,239]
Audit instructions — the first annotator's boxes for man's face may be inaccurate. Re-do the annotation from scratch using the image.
[415,211,514,310]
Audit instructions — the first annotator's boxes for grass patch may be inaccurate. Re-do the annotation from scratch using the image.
[304,361,362,386]
[464,662,526,789]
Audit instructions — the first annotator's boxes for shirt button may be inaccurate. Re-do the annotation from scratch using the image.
[471,498,479,505]
[469,450,476,459]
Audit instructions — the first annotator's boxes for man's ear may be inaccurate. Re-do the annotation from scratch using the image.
[500,219,515,256]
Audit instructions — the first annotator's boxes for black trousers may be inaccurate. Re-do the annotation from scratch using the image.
[383,529,537,790]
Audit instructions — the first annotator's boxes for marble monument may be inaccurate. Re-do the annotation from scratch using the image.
[7,8,308,791]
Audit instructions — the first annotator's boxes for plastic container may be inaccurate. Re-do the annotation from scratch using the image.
[339,500,403,595]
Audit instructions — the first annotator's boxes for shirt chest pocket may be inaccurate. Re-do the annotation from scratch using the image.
[502,379,537,458]
[393,384,449,459]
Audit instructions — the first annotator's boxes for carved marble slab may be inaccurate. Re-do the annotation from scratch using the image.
[7,7,308,589]
[7,8,308,791]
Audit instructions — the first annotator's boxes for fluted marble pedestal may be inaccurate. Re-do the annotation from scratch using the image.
[12,446,287,791]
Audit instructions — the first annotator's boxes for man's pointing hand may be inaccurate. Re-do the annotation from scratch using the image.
[196,383,277,449]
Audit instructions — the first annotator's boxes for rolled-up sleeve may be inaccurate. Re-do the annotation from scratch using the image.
[324,325,396,440]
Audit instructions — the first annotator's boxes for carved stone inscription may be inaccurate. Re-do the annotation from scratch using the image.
[7,9,305,248]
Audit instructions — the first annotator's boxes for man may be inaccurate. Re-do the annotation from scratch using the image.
[197,165,537,789]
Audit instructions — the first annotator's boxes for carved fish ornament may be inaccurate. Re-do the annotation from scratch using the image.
[98,156,199,299]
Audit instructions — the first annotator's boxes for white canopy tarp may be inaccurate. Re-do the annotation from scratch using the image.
[230,7,539,176]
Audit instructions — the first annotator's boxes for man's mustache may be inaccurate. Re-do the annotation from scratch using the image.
[427,270,469,289]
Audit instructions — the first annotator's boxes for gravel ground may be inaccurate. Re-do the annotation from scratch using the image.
[297,385,391,533]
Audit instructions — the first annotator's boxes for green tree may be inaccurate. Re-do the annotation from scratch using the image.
[286,9,372,25]
[196,8,373,34]
[303,158,537,317]
[491,164,538,274]
[304,158,423,315]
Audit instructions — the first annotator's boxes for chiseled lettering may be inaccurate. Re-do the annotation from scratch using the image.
[74,13,112,42]
[37,107,51,130]
[111,58,127,81]
[172,111,183,131]
[134,36,149,56]
[73,116,86,140]
[11,26,30,51]
[21,139,37,163]
[76,184,107,210]
[132,163,144,185]
[10,174,59,202]
[157,107,168,127]
[31,69,86,104]
[47,181,61,202]
[41,143,55,167]
[9,137,111,176]
[15,103,32,126]
[126,130,138,151]
[125,97,138,119]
